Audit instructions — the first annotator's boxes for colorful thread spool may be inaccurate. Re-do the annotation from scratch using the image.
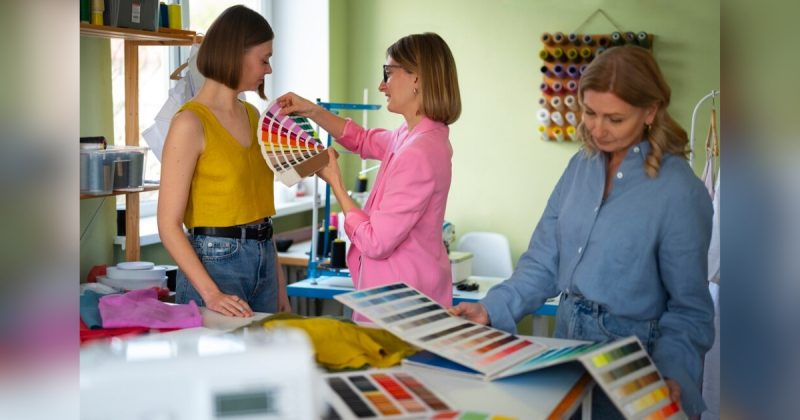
[637,31,650,48]
[625,31,637,44]
[168,3,182,29]
[580,47,593,61]
[537,109,551,126]
[539,82,553,95]
[550,96,564,111]
[566,48,579,62]
[566,126,578,141]
[550,111,565,127]
[551,81,563,93]
[552,64,565,77]
[611,32,624,46]
[539,49,554,63]
[538,97,549,108]
[564,95,578,110]
[565,80,577,92]
[551,126,565,142]
[331,239,347,268]
[568,32,581,45]
[553,32,566,44]
[565,111,578,126]
[541,32,554,46]
[91,0,104,25]
[538,125,549,141]
[582,34,595,45]
[566,64,580,79]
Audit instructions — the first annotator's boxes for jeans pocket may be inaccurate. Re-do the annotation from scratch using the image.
[193,235,240,261]
[598,311,657,350]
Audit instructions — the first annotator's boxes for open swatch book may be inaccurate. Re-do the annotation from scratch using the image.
[335,283,687,420]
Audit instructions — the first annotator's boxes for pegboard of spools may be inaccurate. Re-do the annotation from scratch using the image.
[537,31,654,142]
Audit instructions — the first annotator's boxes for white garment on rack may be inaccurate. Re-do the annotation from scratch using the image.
[702,170,720,420]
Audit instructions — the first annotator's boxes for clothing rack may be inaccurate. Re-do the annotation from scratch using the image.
[688,89,720,168]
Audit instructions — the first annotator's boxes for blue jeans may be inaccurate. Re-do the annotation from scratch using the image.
[176,234,278,313]
[557,293,661,420]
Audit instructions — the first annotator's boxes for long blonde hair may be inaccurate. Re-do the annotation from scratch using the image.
[577,45,687,177]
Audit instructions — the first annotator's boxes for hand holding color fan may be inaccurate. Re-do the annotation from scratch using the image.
[258,100,330,187]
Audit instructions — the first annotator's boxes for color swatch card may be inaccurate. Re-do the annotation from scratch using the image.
[323,369,452,419]
[576,337,687,420]
[335,283,687,419]
[335,283,548,379]
[258,101,329,187]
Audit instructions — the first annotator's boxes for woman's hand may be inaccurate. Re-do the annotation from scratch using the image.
[276,92,318,118]
[448,302,490,325]
[665,379,682,405]
[316,149,342,187]
[205,291,253,317]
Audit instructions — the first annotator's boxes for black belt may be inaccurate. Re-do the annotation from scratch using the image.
[191,220,273,241]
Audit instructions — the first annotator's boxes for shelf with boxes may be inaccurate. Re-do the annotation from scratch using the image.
[80,22,200,261]
[536,31,653,142]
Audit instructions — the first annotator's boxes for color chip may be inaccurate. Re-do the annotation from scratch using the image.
[624,386,669,415]
[601,356,651,383]
[591,341,642,368]
[613,370,661,398]
[419,322,474,342]
[348,283,407,300]
[643,401,681,420]
[477,340,533,367]
[326,377,375,418]
[394,372,450,411]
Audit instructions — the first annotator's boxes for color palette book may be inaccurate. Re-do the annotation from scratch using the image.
[258,101,329,187]
[323,369,452,419]
[335,283,687,419]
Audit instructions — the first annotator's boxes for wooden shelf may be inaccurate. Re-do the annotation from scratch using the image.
[80,23,200,45]
[81,184,160,200]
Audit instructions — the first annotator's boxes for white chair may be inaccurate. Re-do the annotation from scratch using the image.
[456,232,513,278]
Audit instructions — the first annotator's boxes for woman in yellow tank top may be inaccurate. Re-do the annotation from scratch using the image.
[158,5,290,317]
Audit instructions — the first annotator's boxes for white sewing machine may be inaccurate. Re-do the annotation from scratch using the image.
[80,328,324,419]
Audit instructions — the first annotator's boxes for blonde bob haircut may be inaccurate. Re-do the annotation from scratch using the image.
[196,5,273,100]
[387,32,462,125]
[577,45,688,177]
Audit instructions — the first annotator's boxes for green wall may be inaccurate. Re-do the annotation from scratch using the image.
[329,0,720,263]
[80,37,117,282]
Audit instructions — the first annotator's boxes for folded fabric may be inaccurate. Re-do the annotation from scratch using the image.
[260,314,417,370]
[80,290,110,329]
[99,288,202,329]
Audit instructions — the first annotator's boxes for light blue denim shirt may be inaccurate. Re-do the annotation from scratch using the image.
[481,140,714,415]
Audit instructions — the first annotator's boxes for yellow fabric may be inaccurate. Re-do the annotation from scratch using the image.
[180,100,275,229]
[260,314,417,370]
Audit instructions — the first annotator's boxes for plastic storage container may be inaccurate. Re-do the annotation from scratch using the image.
[80,145,148,195]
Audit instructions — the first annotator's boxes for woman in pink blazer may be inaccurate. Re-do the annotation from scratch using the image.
[277,32,461,319]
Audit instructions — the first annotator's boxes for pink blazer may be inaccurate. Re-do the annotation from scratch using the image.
[338,118,453,319]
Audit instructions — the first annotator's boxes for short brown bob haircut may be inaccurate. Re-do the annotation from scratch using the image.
[196,5,273,99]
[387,32,462,125]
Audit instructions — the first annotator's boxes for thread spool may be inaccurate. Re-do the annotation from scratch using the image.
[551,48,564,60]
[598,36,609,47]
[316,226,337,258]
[168,3,182,29]
[551,126,565,142]
[552,64,564,77]
[538,125,549,141]
[564,95,578,110]
[582,34,595,45]
[552,81,563,93]
[565,111,578,126]
[566,65,580,79]
[541,32,554,45]
[553,32,566,44]
[330,239,347,268]
[595,46,607,56]
[549,96,564,111]
[539,49,553,63]
[566,48,579,62]
[81,0,91,23]
[566,126,578,141]
[91,0,104,25]
[611,32,624,46]
[566,80,578,92]
[625,32,636,44]
[538,97,548,108]
[159,3,169,27]
[539,82,553,95]
[579,47,593,60]
[540,65,553,77]
[355,174,368,193]
[637,31,650,48]
[550,111,564,127]
[536,109,551,126]
[568,32,581,45]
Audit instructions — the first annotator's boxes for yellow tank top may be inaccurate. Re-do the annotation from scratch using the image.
[181,100,275,229]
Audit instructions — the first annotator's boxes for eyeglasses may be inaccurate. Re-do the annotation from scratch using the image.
[382,64,404,83]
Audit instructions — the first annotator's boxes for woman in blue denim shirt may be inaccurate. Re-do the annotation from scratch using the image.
[451,46,714,418]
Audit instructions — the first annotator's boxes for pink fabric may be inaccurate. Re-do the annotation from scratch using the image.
[338,118,453,321]
[98,288,202,329]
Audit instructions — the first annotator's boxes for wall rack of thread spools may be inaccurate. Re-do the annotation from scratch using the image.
[537,31,654,142]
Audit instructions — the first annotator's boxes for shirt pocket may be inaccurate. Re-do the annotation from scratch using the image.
[193,235,240,261]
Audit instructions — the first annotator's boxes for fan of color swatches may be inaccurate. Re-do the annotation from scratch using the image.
[258,101,329,187]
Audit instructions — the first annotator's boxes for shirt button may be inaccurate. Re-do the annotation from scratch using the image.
[616,172,624,179]
[633,146,640,153]
[578,247,583,254]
